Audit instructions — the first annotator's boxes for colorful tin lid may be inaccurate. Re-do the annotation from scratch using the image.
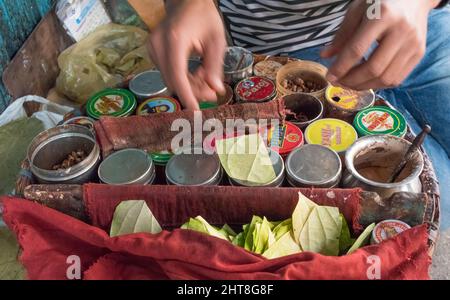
[129,70,168,100]
[326,86,375,111]
[254,60,283,81]
[371,220,411,245]
[354,106,407,138]
[305,118,358,153]
[137,97,181,116]
[87,88,137,120]
[268,122,304,156]
[151,151,174,166]
[235,76,276,103]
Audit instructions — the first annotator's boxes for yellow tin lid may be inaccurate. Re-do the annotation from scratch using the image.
[305,118,358,153]
[326,86,375,111]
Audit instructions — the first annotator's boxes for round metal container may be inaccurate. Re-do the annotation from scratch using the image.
[166,150,223,186]
[224,47,254,85]
[371,220,411,245]
[98,149,156,185]
[286,144,342,188]
[28,125,101,184]
[283,93,324,130]
[229,150,285,188]
[137,97,181,116]
[86,88,137,120]
[268,122,304,157]
[353,106,407,138]
[342,135,424,199]
[129,70,168,101]
[62,116,96,135]
[325,86,375,123]
[235,76,277,103]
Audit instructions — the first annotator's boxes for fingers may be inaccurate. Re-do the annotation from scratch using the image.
[202,35,226,95]
[337,27,403,88]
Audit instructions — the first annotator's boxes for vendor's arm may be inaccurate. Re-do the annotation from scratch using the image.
[321,0,441,90]
[147,0,226,110]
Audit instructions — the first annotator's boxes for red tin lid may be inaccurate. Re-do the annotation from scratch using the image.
[269,122,304,156]
[235,76,276,103]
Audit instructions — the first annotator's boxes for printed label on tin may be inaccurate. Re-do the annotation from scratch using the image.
[95,95,125,115]
[374,221,410,243]
[138,98,180,115]
[269,123,303,155]
[306,119,357,153]
[236,77,275,102]
[326,87,374,111]
[362,111,394,132]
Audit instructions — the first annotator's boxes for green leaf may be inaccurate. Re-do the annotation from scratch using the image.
[252,217,275,254]
[299,206,342,256]
[110,200,162,237]
[272,219,292,241]
[244,216,263,251]
[263,232,301,260]
[292,192,318,243]
[339,214,356,254]
[221,224,237,238]
[0,227,26,280]
[347,223,376,255]
[181,217,230,241]
[232,232,245,247]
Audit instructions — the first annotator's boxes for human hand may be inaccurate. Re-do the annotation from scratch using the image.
[148,0,226,110]
[321,0,440,90]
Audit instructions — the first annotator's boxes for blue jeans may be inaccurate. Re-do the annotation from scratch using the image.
[290,6,450,229]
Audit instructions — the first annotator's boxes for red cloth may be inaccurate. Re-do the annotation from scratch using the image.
[1,184,431,280]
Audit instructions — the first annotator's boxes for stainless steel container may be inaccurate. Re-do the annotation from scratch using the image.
[129,70,168,101]
[166,149,223,186]
[224,47,254,85]
[342,135,424,198]
[283,93,324,130]
[98,149,156,185]
[229,150,285,187]
[286,144,342,188]
[28,125,101,184]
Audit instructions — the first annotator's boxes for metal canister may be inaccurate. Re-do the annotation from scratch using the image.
[228,150,285,188]
[353,106,407,138]
[235,76,277,103]
[86,88,137,120]
[98,149,156,185]
[166,149,223,186]
[286,144,342,188]
[129,70,168,102]
[224,46,254,85]
[371,220,411,245]
[253,60,283,81]
[268,122,304,158]
[63,116,96,135]
[305,118,358,156]
[137,97,181,116]
[325,86,375,123]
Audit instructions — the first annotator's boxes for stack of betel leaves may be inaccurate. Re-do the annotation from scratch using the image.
[110,193,375,259]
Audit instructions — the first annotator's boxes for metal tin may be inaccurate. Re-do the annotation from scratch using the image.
[63,116,96,134]
[129,70,168,101]
[229,150,285,188]
[268,122,304,157]
[305,118,358,154]
[87,88,137,120]
[166,149,223,186]
[371,220,411,245]
[224,46,254,85]
[98,149,156,185]
[253,60,283,81]
[283,93,324,130]
[235,76,277,103]
[28,125,101,184]
[286,144,342,188]
[325,86,375,123]
[354,106,407,138]
[137,97,181,116]
[151,151,173,167]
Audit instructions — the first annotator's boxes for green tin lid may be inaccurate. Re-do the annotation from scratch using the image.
[199,102,218,110]
[151,151,173,166]
[354,106,407,137]
[87,88,137,120]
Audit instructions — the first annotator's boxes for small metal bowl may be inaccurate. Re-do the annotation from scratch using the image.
[284,93,324,130]
[98,149,156,185]
[224,47,254,85]
[229,150,285,187]
[28,125,101,184]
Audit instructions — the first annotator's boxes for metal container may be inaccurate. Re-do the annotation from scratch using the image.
[166,149,223,186]
[254,60,283,81]
[235,76,277,103]
[224,46,254,85]
[129,70,168,101]
[283,93,324,130]
[342,135,424,199]
[353,106,407,138]
[98,149,156,185]
[63,116,96,135]
[268,122,304,158]
[286,144,342,188]
[28,125,101,184]
[229,150,285,187]
[371,220,411,245]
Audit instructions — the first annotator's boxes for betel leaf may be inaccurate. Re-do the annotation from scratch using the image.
[263,232,301,260]
[292,192,318,244]
[244,216,263,251]
[0,227,26,280]
[181,217,230,241]
[339,214,356,254]
[232,232,245,247]
[252,217,275,254]
[347,223,376,255]
[272,219,292,241]
[299,206,342,256]
[221,224,237,238]
[110,200,162,237]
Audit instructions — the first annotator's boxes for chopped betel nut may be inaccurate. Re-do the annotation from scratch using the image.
[282,77,324,93]
[52,150,87,170]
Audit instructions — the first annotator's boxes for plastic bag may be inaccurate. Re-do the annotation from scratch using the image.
[56,24,153,104]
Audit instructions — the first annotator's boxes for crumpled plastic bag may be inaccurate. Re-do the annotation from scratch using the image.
[56,24,153,104]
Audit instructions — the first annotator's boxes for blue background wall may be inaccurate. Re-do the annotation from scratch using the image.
[0,0,55,113]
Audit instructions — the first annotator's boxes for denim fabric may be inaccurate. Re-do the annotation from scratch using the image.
[289,6,450,229]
